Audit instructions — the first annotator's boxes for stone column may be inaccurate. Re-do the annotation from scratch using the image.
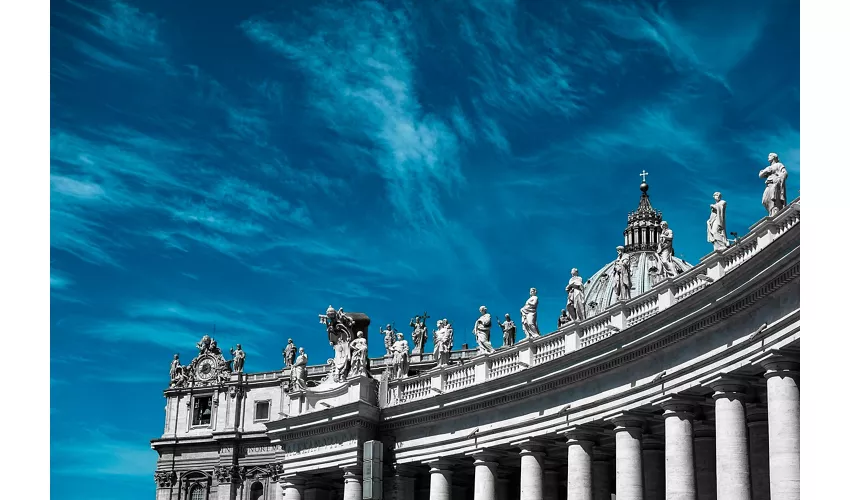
[544,463,561,500]
[611,415,645,500]
[591,451,612,500]
[428,460,453,500]
[761,355,800,500]
[642,435,665,500]
[693,421,716,500]
[284,477,307,500]
[518,441,546,500]
[660,398,697,500]
[387,466,418,500]
[565,431,595,500]
[496,470,513,500]
[472,452,499,500]
[708,376,751,500]
[746,403,770,500]
[306,479,331,500]
[344,467,363,500]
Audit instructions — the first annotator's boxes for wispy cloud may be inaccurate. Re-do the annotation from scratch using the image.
[52,427,155,477]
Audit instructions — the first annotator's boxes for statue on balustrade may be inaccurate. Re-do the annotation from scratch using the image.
[170,354,181,380]
[497,313,516,347]
[474,306,495,354]
[284,339,297,368]
[319,305,356,382]
[433,319,454,367]
[566,268,586,321]
[557,309,569,329]
[382,324,398,357]
[759,152,788,216]
[349,331,369,378]
[656,221,680,278]
[707,191,729,250]
[521,288,541,339]
[229,344,245,373]
[611,246,633,301]
[391,332,410,379]
[409,313,430,355]
[290,347,308,391]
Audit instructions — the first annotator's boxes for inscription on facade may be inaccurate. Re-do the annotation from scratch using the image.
[284,432,357,457]
[220,444,283,455]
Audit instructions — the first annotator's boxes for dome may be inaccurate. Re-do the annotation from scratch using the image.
[579,176,693,318]
[582,253,691,317]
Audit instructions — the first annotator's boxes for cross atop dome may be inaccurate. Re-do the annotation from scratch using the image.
[639,170,650,193]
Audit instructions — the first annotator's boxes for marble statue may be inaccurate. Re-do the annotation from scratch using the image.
[707,192,729,250]
[290,347,308,391]
[319,305,357,382]
[557,309,569,329]
[497,313,516,347]
[474,306,495,354]
[382,324,397,357]
[410,313,430,355]
[433,319,454,367]
[612,246,632,301]
[349,331,369,378]
[230,344,245,373]
[565,268,586,322]
[657,221,679,278]
[520,288,541,339]
[759,152,788,216]
[170,354,181,380]
[284,339,297,368]
[391,332,410,379]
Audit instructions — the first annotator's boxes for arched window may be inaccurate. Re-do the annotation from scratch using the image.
[250,482,264,500]
[189,485,205,500]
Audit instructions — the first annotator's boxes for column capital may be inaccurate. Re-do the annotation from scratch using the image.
[342,466,362,480]
[560,426,599,445]
[282,476,308,487]
[467,449,501,466]
[652,394,700,418]
[426,459,455,475]
[605,412,646,432]
[511,438,547,455]
[753,350,800,381]
[703,373,750,401]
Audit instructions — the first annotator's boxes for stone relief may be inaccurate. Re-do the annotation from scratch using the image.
[213,465,243,484]
[349,331,369,378]
[474,306,495,354]
[409,312,430,355]
[391,332,410,379]
[433,319,454,367]
[707,191,729,250]
[319,305,356,382]
[283,339,297,368]
[154,471,177,488]
[497,313,516,347]
[289,347,308,391]
[566,268,587,322]
[520,288,541,339]
[760,152,788,216]
[611,246,633,301]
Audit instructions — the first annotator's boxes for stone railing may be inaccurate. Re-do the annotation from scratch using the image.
[382,198,800,406]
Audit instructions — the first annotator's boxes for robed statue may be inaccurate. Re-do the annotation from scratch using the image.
[612,246,633,301]
[433,319,453,367]
[319,305,356,382]
[656,221,679,279]
[474,306,495,354]
[759,153,788,216]
[565,268,586,322]
[520,288,541,339]
[391,332,410,379]
[497,313,516,347]
[290,347,308,391]
[349,331,369,378]
[707,192,729,250]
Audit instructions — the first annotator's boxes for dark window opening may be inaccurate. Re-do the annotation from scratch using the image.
[250,482,264,500]
[255,401,270,421]
[192,396,212,426]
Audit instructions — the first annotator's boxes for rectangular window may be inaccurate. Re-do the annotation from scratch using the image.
[192,396,212,426]
[254,400,270,422]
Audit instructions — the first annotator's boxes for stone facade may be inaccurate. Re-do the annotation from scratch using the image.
[151,198,801,500]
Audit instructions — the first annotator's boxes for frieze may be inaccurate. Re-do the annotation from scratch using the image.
[381,254,799,432]
[284,431,358,457]
[220,444,282,455]
[213,465,244,484]
[278,417,377,442]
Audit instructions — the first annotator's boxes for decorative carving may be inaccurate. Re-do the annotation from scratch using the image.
[409,312,430,356]
[282,339,296,370]
[290,348,308,391]
[474,306,495,354]
[759,152,788,216]
[154,470,177,488]
[566,268,587,322]
[349,331,369,378]
[708,192,729,250]
[391,333,410,379]
[169,335,234,389]
[433,319,454,367]
[319,305,356,382]
[656,221,680,278]
[520,288,540,339]
[611,246,633,302]
[268,462,284,481]
[497,313,516,347]
[214,465,243,484]
[230,344,245,373]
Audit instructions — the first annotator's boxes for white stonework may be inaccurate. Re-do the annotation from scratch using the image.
[152,196,801,500]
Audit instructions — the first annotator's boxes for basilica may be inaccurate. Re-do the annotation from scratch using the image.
[151,166,800,500]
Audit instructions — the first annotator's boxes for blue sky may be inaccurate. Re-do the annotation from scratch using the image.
[50,0,799,498]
